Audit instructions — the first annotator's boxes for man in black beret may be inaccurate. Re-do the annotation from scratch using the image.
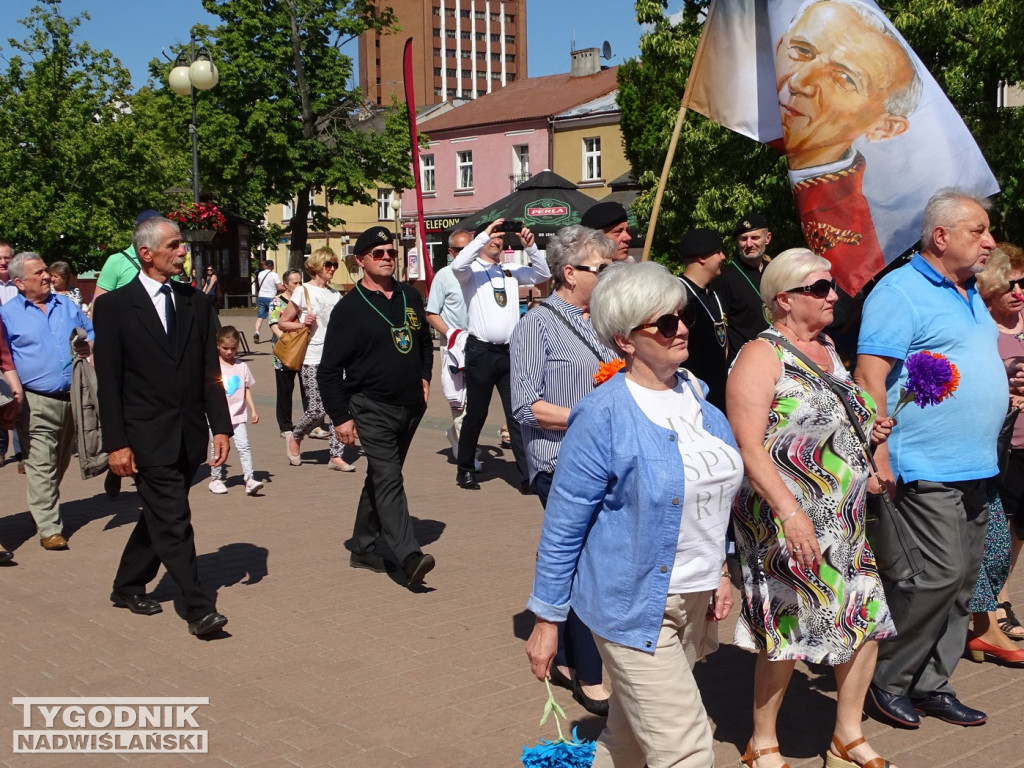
[678,227,729,412]
[581,202,632,262]
[317,225,437,588]
[711,212,773,364]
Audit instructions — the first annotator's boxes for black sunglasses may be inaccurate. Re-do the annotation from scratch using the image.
[573,263,609,274]
[633,304,697,337]
[369,248,398,260]
[323,261,339,269]
[1008,277,1024,292]
[785,278,836,299]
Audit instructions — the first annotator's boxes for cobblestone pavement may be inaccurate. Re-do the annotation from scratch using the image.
[1,327,1021,767]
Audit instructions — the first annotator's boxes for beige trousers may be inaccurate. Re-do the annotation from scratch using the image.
[592,591,718,768]
[16,391,74,539]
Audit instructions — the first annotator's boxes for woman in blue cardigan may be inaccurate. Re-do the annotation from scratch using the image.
[525,261,743,767]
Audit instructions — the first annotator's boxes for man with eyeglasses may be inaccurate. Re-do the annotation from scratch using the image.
[855,189,1003,729]
[451,218,551,491]
[426,230,480,470]
[677,228,730,412]
[712,213,773,364]
[318,226,437,587]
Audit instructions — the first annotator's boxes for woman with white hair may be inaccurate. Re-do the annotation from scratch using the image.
[727,248,895,768]
[525,261,741,767]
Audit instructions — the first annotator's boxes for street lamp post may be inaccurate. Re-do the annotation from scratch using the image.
[168,34,219,204]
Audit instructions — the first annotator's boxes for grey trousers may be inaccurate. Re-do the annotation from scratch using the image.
[16,391,74,539]
[873,478,988,698]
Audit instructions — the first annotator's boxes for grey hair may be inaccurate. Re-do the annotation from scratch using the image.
[546,225,616,289]
[591,261,688,354]
[976,247,1011,300]
[448,229,472,249]
[760,247,831,317]
[920,188,992,244]
[10,251,45,281]
[790,0,922,117]
[133,216,179,253]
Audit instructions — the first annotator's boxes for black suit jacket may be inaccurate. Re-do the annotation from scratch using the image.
[94,276,232,468]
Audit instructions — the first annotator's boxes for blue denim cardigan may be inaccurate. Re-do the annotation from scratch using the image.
[526,371,738,652]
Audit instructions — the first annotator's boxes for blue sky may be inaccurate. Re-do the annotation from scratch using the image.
[0,0,645,90]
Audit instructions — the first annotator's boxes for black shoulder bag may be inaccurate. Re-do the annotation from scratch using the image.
[760,332,924,581]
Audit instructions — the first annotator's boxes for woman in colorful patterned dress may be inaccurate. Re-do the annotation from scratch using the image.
[727,248,896,768]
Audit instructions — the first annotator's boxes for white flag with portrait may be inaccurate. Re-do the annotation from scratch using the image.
[684,0,999,295]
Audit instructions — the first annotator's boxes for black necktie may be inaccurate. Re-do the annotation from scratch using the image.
[159,284,177,351]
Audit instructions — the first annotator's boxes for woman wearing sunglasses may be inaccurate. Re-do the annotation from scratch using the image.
[526,261,741,767]
[727,248,895,768]
[278,247,352,470]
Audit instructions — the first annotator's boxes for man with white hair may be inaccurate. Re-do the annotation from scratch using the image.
[855,189,1002,729]
[0,252,93,550]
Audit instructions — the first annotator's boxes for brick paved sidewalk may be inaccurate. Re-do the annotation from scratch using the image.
[1,338,1021,767]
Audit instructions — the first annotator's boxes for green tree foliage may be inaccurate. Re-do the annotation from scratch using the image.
[0,2,186,270]
[169,0,415,267]
[620,0,1024,267]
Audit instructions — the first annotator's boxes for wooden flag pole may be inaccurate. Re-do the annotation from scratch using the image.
[640,0,718,262]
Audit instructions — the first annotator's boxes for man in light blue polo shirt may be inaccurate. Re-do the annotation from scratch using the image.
[855,189,1003,729]
[1,252,94,550]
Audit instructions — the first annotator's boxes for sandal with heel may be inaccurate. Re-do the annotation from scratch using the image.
[825,735,890,768]
[740,740,789,768]
[997,601,1024,640]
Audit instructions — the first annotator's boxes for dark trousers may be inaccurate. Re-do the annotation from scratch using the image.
[534,471,604,684]
[274,365,308,433]
[344,393,425,565]
[457,337,527,483]
[113,444,215,621]
[873,478,988,698]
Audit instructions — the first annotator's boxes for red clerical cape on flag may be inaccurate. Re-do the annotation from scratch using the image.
[683,0,999,295]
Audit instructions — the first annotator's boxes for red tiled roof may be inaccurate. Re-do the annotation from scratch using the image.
[420,66,619,134]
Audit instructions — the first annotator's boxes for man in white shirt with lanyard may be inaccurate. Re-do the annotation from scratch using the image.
[451,218,551,491]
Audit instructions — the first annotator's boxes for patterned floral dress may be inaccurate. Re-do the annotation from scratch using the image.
[732,329,896,664]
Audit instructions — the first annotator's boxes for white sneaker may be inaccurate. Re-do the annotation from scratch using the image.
[245,477,264,495]
[208,479,228,494]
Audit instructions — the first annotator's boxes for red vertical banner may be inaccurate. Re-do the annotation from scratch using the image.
[403,38,434,290]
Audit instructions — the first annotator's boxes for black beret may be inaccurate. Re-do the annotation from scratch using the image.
[732,212,770,237]
[354,226,394,255]
[581,201,628,231]
[678,228,724,260]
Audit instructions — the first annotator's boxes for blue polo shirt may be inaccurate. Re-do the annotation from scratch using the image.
[0,291,94,394]
[858,254,1006,483]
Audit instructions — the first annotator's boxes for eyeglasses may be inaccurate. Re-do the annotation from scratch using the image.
[785,278,836,299]
[632,304,696,337]
[369,248,398,260]
[573,263,609,275]
[323,262,339,269]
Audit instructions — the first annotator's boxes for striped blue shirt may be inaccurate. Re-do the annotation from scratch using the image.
[510,293,618,482]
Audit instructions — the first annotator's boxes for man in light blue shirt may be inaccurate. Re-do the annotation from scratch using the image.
[1,252,93,550]
[855,189,1003,729]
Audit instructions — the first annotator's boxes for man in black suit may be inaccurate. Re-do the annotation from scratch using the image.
[94,216,233,637]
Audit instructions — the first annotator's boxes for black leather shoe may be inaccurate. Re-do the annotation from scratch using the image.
[104,470,122,499]
[519,481,536,495]
[867,684,920,728]
[350,551,386,573]
[456,470,480,490]
[572,677,609,718]
[0,549,14,564]
[110,591,162,616]
[913,693,987,726]
[403,553,435,586]
[548,663,573,692]
[188,612,228,637]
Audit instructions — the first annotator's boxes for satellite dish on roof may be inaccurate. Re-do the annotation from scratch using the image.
[601,41,613,60]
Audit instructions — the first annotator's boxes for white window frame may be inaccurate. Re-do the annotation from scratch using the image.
[457,150,474,190]
[421,154,436,193]
[582,137,602,181]
[377,187,394,220]
[512,144,529,177]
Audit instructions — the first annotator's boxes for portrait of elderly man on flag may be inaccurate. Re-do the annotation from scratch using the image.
[776,0,922,292]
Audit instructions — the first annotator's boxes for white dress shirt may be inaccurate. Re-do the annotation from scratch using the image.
[137,271,176,333]
[450,231,551,344]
